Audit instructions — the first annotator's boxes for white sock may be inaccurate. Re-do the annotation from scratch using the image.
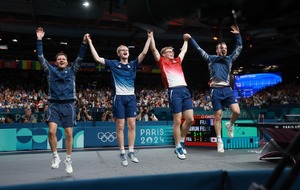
[120,148,125,154]
[66,155,71,161]
[53,151,59,158]
[176,143,182,148]
[128,146,134,153]
[217,136,222,143]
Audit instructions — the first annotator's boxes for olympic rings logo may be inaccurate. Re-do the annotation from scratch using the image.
[97,132,117,142]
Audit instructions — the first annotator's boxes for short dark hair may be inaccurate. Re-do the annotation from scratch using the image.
[216,42,226,49]
[55,52,68,60]
[6,114,14,121]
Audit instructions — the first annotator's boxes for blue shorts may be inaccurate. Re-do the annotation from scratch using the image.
[210,87,238,111]
[168,86,193,114]
[113,95,137,119]
[46,100,76,128]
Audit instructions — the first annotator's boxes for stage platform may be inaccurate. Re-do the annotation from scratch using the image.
[0,146,279,187]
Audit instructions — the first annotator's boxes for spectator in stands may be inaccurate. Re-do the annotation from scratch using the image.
[5,105,10,113]
[149,31,194,160]
[20,108,37,123]
[186,24,243,153]
[77,105,93,122]
[5,114,14,124]
[87,30,151,166]
[102,109,115,122]
[0,116,5,124]
[36,27,89,174]
[38,100,45,112]
[136,106,158,121]
[40,103,48,122]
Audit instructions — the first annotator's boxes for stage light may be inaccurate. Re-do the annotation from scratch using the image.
[83,1,89,7]
[0,45,8,50]
[60,42,67,45]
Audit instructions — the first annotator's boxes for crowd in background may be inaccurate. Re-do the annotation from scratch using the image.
[243,83,300,108]
[0,69,299,123]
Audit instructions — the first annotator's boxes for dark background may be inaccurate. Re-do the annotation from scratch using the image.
[1,0,300,86]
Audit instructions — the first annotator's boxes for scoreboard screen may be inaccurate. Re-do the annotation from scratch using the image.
[185,115,217,147]
[234,72,282,98]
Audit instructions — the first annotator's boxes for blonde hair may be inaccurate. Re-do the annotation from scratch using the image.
[116,45,128,53]
[160,46,173,55]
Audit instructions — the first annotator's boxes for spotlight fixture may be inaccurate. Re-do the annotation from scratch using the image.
[60,42,67,45]
[82,1,89,7]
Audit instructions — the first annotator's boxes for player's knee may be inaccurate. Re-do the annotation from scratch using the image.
[215,115,222,122]
[174,120,181,126]
[185,117,194,126]
[233,110,240,117]
[48,129,56,136]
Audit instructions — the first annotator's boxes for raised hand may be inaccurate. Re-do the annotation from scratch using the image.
[183,33,191,41]
[36,27,45,40]
[83,33,89,44]
[147,30,153,38]
[230,25,240,34]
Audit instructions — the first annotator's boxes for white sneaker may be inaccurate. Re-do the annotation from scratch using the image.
[217,141,224,153]
[128,152,139,163]
[51,157,61,169]
[180,142,187,155]
[120,154,128,166]
[174,147,186,160]
[225,122,234,138]
[64,160,73,174]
